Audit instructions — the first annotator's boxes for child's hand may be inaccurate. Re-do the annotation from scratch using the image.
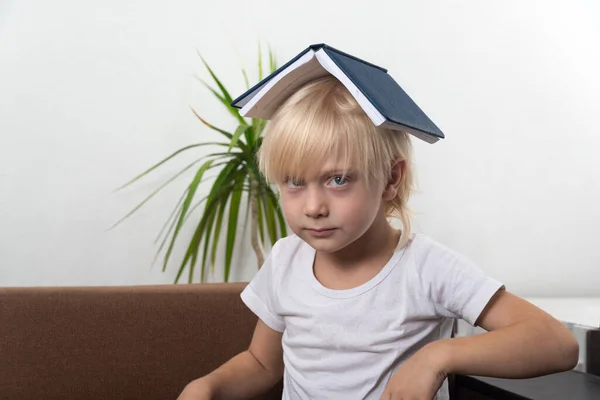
[380,343,449,400]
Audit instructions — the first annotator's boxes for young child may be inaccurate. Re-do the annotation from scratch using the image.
[178,76,578,400]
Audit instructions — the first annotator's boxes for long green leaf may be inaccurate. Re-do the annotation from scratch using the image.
[174,191,222,283]
[181,155,243,223]
[193,194,219,283]
[258,119,268,137]
[203,161,244,276]
[256,185,265,244]
[154,160,238,269]
[198,52,246,125]
[198,53,233,104]
[207,190,231,280]
[251,118,266,147]
[195,76,245,125]
[264,196,277,245]
[249,169,265,247]
[245,148,262,188]
[109,156,210,230]
[251,118,258,141]
[154,188,188,245]
[174,161,241,284]
[275,205,287,239]
[269,44,276,73]
[194,159,243,281]
[191,108,251,154]
[153,157,237,244]
[172,178,272,280]
[229,124,248,153]
[224,168,246,282]
[252,136,264,171]
[191,108,232,139]
[239,180,254,264]
[182,183,250,229]
[268,189,287,241]
[162,158,214,272]
[243,124,255,149]
[152,189,186,266]
[112,151,238,232]
[192,112,254,166]
[114,142,227,192]
[263,182,286,239]
[195,76,227,103]
[243,176,252,233]
[242,67,250,89]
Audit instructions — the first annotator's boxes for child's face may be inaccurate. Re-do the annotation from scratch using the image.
[277,159,388,253]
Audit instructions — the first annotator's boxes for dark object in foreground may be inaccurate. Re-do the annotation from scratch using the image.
[455,372,600,400]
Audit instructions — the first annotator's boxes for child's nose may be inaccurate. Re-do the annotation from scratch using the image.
[304,187,328,218]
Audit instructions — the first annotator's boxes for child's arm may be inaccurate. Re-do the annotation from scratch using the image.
[381,290,579,399]
[178,320,284,400]
[438,289,579,377]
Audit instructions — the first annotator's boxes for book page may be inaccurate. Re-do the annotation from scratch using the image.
[242,53,330,119]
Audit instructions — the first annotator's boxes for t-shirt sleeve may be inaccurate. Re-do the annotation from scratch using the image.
[416,236,505,326]
[240,246,285,332]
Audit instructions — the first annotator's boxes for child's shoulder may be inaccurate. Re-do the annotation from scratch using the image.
[407,233,474,268]
[409,232,450,250]
[408,233,481,277]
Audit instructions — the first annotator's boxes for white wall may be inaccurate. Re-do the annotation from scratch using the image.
[0,0,598,295]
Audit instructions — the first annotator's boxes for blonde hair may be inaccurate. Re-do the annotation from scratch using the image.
[257,76,415,248]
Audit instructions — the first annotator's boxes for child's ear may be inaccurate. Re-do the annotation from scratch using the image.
[383,158,405,201]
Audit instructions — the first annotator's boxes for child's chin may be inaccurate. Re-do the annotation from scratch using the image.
[302,235,348,253]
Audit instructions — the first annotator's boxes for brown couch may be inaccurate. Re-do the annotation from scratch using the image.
[0,283,281,400]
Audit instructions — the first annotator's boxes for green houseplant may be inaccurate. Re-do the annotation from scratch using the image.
[113,45,287,283]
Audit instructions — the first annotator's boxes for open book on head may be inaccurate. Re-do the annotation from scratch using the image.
[231,43,445,144]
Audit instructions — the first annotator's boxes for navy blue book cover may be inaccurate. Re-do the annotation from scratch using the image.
[231,44,445,142]
[321,45,444,140]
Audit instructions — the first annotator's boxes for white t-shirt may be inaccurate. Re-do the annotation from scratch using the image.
[241,233,504,400]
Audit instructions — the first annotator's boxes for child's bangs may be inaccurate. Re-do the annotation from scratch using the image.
[260,103,372,183]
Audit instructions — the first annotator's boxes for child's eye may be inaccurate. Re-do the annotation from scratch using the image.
[328,175,350,187]
[284,176,304,188]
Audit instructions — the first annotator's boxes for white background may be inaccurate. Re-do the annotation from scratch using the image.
[1,0,599,296]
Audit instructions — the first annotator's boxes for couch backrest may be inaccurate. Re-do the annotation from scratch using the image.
[0,283,281,400]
